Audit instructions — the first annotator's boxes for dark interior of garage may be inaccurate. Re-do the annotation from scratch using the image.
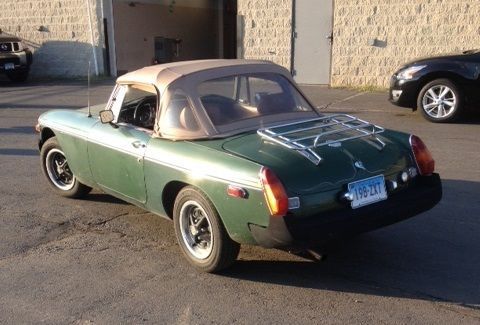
[111,0,237,75]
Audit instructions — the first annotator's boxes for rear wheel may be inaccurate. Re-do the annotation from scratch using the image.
[40,137,91,198]
[417,78,463,122]
[173,186,240,272]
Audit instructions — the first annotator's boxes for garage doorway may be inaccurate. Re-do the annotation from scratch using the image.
[111,0,237,76]
[292,0,333,85]
[222,0,237,59]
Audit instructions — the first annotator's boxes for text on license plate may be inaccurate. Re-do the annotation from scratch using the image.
[4,63,14,70]
[348,175,388,209]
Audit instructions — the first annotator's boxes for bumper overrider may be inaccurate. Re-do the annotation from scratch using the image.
[249,173,442,248]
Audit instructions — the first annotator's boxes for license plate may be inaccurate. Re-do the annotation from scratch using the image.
[4,63,14,70]
[348,175,387,209]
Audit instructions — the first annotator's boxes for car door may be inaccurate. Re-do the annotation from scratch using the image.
[87,83,158,204]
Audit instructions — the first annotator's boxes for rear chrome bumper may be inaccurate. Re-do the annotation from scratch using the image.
[250,173,442,248]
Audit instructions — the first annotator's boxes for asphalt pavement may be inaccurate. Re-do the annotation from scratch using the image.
[0,78,479,324]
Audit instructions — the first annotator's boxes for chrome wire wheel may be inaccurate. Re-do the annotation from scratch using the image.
[422,85,457,119]
[178,200,214,260]
[45,148,75,191]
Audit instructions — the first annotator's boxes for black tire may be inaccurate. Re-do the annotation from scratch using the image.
[173,186,240,273]
[417,78,463,123]
[40,137,92,198]
[6,70,29,82]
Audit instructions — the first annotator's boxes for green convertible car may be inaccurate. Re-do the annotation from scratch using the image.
[36,60,442,272]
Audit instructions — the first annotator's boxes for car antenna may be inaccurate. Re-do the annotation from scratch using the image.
[87,61,92,118]
[315,101,333,113]
[321,101,333,110]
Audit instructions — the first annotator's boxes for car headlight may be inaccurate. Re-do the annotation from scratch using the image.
[397,65,427,80]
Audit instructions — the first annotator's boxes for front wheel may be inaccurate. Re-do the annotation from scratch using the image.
[417,79,463,122]
[40,137,92,198]
[173,186,240,273]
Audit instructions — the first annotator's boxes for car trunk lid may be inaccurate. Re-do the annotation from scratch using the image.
[221,132,409,195]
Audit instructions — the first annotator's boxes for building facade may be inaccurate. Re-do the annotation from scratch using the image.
[239,0,480,87]
[0,0,106,77]
[1,0,479,87]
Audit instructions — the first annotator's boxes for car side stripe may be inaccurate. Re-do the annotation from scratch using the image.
[40,121,262,190]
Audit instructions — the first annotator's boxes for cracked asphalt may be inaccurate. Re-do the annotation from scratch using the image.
[0,78,479,324]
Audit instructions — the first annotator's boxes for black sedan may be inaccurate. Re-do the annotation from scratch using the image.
[389,50,480,122]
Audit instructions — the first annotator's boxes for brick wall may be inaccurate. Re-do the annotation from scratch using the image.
[0,0,104,77]
[332,0,480,88]
[237,0,292,69]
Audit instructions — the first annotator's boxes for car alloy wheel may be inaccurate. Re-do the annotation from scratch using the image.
[40,136,91,198]
[45,148,76,191]
[422,85,456,119]
[173,186,240,272]
[178,200,214,260]
[418,78,462,123]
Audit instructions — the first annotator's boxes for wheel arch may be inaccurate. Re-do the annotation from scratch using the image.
[38,127,56,149]
[161,180,191,219]
[161,181,226,225]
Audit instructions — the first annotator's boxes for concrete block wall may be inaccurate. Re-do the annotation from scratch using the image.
[0,0,104,77]
[237,0,292,69]
[332,0,480,88]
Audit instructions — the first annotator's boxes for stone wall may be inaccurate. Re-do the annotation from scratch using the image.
[237,0,292,69]
[331,0,480,88]
[0,0,105,77]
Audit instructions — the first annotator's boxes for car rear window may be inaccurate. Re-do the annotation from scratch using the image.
[197,73,313,126]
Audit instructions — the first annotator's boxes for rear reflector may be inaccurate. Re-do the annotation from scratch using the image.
[410,135,435,176]
[227,185,247,199]
[259,167,288,217]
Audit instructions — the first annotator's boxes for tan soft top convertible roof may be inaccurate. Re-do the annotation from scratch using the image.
[116,59,276,94]
[115,59,318,140]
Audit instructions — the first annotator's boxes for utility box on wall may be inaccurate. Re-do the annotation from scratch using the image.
[154,37,182,64]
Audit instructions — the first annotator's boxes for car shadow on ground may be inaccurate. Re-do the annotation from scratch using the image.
[455,109,480,124]
[81,193,129,205]
[223,179,480,308]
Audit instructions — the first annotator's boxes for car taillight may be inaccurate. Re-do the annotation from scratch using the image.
[410,135,435,176]
[259,167,288,217]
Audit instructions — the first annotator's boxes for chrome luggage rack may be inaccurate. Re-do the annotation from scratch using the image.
[257,114,385,165]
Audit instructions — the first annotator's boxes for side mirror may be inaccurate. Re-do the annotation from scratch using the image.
[99,110,114,124]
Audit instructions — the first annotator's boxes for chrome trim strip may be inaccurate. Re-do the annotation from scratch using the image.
[144,156,262,190]
[40,120,89,139]
[40,120,144,158]
[40,120,261,190]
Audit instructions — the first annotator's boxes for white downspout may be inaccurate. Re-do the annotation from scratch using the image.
[108,0,117,76]
[86,0,99,76]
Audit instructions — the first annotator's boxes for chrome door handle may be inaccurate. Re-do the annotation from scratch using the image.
[131,141,146,149]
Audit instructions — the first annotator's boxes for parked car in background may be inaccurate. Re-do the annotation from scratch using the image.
[36,60,442,272]
[0,30,32,82]
[389,50,480,122]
